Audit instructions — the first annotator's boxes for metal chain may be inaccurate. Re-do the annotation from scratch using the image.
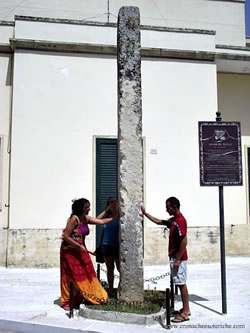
[72,272,170,306]
[81,287,165,306]
[78,288,165,306]
[81,289,107,304]
[100,265,170,282]
[144,271,170,282]
[70,280,107,304]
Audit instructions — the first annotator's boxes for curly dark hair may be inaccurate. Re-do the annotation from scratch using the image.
[71,198,90,219]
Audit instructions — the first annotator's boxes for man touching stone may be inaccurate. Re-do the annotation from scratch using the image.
[141,197,191,323]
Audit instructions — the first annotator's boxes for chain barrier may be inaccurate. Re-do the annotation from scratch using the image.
[70,277,170,307]
[81,289,107,304]
[72,286,172,331]
[74,288,165,307]
[70,280,107,304]
[69,267,171,310]
[100,265,170,282]
[144,272,170,282]
[82,289,166,306]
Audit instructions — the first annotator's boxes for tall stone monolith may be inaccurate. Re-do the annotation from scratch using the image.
[117,6,144,302]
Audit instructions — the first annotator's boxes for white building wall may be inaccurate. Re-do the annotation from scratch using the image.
[142,59,219,226]
[10,49,219,230]
[110,0,245,46]
[217,73,250,225]
[0,26,14,44]
[15,20,216,53]
[1,0,246,46]
[10,50,118,229]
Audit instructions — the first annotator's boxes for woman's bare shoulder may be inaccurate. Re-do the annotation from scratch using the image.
[68,215,80,226]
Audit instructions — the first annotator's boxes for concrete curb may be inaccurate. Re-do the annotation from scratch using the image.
[0,319,96,333]
[79,304,166,326]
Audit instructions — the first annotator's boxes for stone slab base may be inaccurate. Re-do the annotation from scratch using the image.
[80,304,165,326]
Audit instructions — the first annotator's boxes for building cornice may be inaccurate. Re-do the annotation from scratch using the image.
[216,44,250,51]
[0,21,15,26]
[14,15,215,36]
[2,38,249,75]
[0,43,12,53]
[9,38,216,62]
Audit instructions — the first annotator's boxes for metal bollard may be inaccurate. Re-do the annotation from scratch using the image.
[170,275,175,309]
[97,263,100,281]
[165,288,171,328]
[69,280,73,318]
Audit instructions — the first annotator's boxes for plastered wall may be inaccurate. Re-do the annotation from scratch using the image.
[217,73,250,226]
[1,224,249,267]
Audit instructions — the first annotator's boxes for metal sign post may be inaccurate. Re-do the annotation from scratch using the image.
[199,112,243,315]
[218,184,227,314]
[216,112,227,314]
[216,112,227,315]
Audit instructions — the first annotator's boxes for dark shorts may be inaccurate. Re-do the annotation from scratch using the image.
[101,244,119,259]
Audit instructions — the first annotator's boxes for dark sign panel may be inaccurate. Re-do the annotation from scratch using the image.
[199,122,242,186]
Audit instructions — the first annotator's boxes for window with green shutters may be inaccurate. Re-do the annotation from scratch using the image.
[96,138,118,247]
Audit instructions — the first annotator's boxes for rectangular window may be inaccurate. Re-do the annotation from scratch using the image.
[95,138,118,246]
[95,136,145,253]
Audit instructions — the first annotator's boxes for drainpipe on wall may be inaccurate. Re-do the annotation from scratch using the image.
[5,53,14,268]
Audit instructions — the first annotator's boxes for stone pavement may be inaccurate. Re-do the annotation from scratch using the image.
[0,257,249,333]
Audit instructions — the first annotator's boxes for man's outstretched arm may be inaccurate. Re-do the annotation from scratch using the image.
[141,204,162,224]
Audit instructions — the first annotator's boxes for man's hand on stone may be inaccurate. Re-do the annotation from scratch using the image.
[141,204,146,215]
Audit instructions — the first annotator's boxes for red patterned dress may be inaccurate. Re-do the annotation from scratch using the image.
[60,216,108,308]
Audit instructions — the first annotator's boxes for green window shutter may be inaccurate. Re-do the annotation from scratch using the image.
[96,138,117,246]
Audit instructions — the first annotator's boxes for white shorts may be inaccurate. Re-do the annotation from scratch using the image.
[170,258,187,285]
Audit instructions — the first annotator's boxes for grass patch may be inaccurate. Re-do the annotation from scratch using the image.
[86,290,165,315]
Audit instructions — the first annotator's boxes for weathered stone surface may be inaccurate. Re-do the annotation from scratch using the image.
[6,229,62,267]
[117,6,144,302]
[0,230,7,266]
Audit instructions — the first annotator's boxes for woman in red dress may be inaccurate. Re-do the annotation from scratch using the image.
[60,198,117,310]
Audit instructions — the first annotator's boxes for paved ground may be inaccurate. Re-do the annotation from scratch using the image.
[0,256,249,332]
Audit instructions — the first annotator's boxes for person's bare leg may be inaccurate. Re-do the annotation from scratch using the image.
[171,284,190,322]
[104,257,115,293]
[115,258,120,293]
[115,258,120,272]
[178,284,190,316]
